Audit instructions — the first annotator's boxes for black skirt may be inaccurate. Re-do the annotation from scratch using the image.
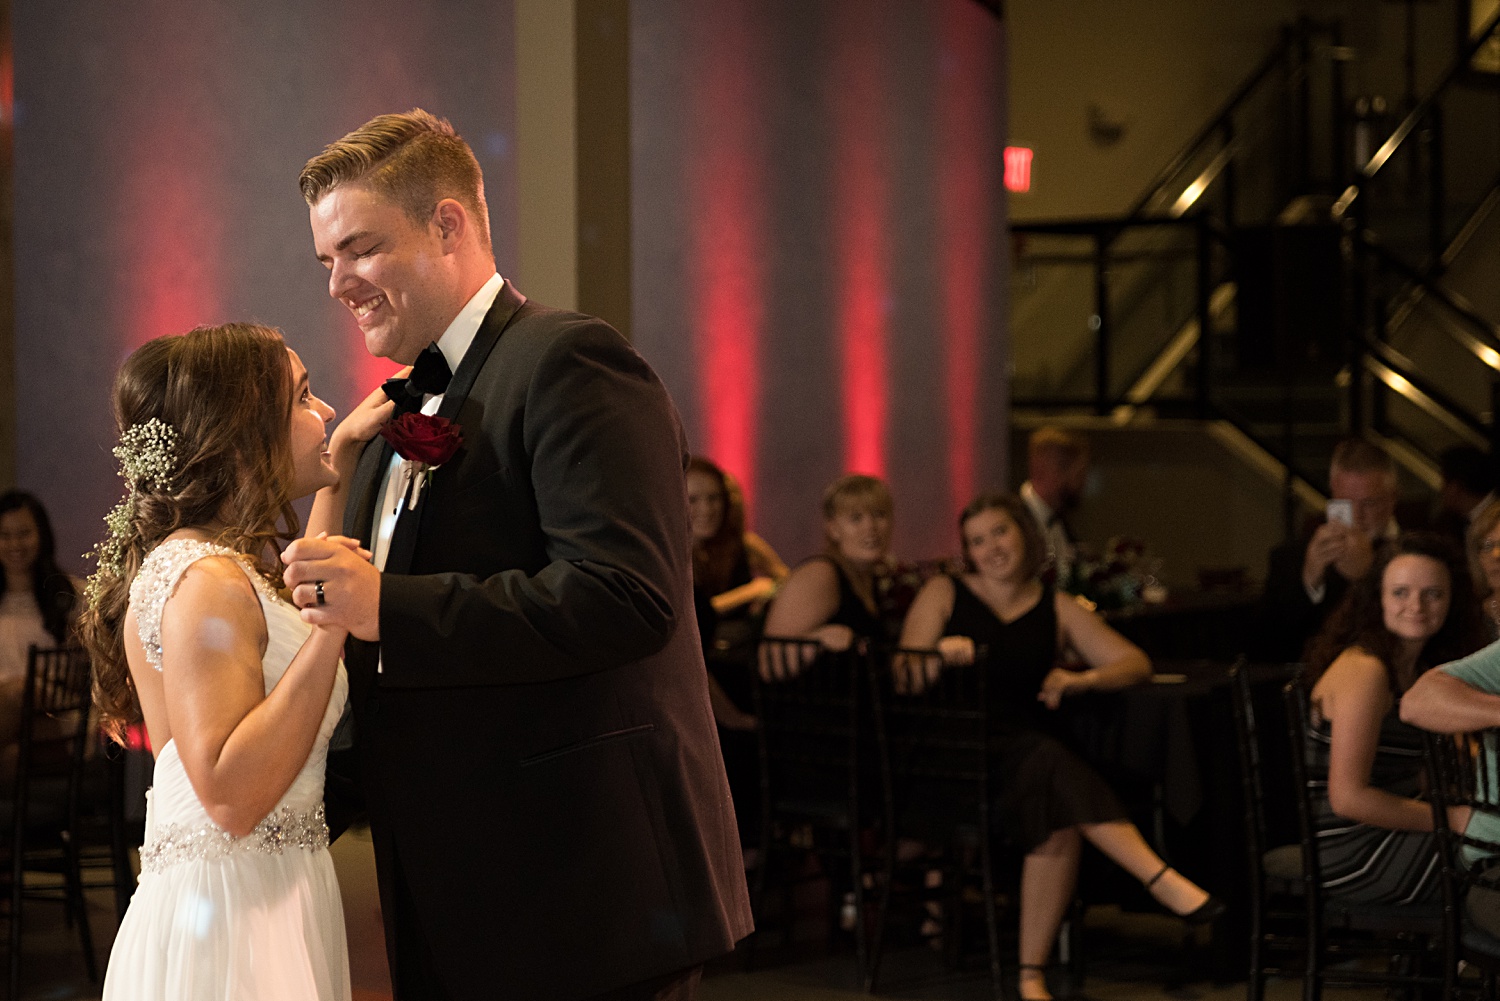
[992,727,1129,853]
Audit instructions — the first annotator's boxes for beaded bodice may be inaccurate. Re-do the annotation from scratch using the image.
[128,538,347,874]
[130,539,281,672]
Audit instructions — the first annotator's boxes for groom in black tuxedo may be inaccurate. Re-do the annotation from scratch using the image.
[282,110,752,1001]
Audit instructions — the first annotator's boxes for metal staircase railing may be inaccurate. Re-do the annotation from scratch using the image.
[1011,19,1345,417]
[1013,10,1500,508]
[1338,5,1500,474]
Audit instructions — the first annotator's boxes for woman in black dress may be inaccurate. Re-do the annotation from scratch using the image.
[687,457,789,852]
[899,492,1220,1001]
[762,474,898,664]
[688,456,789,724]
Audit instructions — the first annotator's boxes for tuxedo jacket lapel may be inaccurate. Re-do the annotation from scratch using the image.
[382,281,528,576]
[345,437,394,546]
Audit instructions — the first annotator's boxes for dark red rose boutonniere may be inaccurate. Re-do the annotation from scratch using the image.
[379,413,463,511]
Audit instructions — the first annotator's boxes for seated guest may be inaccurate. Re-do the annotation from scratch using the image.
[1259,439,1401,662]
[687,457,788,853]
[688,456,789,670]
[0,491,80,752]
[1019,426,1089,582]
[1468,500,1500,636]
[762,474,898,671]
[1302,532,1484,905]
[898,492,1221,1001]
[1433,445,1497,548]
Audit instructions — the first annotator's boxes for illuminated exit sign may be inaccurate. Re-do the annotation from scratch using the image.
[1004,146,1032,193]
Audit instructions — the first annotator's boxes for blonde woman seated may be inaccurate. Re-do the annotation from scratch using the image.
[1303,531,1485,906]
[898,492,1221,1001]
[761,474,900,675]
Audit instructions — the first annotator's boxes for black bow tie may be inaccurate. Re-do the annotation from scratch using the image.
[382,343,453,416]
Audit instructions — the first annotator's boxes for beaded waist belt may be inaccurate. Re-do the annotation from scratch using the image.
[139,804,329,874]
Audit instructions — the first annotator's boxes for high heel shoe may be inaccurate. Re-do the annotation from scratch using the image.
[1145,863,1227,926]
[1017,963,1053,1001]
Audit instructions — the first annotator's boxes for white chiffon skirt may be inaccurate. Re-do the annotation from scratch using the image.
[104,841,350,1000]
[102,780,351,1001]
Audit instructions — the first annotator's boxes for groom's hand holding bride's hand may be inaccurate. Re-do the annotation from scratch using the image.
[284,534,381,641]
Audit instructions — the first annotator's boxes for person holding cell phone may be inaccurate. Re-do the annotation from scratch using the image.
[1258,439,1403,662]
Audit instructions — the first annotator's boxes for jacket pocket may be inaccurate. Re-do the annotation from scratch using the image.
[518,723,657,767]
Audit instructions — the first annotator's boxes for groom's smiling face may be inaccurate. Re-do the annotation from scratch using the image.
[310,183,455,365]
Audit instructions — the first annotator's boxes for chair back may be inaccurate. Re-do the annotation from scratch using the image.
[18,644,93,789]
[1423,728,1500,839]
[1229,659,1268,880]
[752,636,870,823]
[8,645,99,992]
[873,647,990,835]
[18,644,93,810]
[1422,726,1500,977]
[1281,674,1328,906]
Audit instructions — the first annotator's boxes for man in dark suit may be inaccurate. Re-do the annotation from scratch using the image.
[1257,439,1400,663]
[282,110,751,1001]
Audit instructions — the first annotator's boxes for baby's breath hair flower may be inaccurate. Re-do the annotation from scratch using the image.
[114,418,178,492]
[85,418,181,603]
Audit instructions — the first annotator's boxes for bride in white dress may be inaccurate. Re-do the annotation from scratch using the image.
[79,322,384,1001]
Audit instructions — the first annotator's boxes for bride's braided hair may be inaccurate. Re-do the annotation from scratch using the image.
[79,324,301,742]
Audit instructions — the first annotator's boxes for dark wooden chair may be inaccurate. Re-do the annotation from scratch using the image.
[1282,674,1444,1000]
[1421,727,1500,999]
[866,645,1006,998]
[75,734,137,922]
[1228,661,1307,1000]
[749,636,882,986]
[3,644,99,998]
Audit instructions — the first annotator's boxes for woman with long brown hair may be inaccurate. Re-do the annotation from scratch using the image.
[0,491,80,748]
[1301,531,1485,907]
[687,456,787,720]
[81,323,368,1001]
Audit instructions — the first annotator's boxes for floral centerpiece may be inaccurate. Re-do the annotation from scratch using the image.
[1051,537,1165,611]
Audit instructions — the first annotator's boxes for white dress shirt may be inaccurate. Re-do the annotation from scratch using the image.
[371,272,505,571]
[369,274,503,674]
[1020,480,1075,575]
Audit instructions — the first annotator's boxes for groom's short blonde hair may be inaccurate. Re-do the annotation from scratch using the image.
[299,108,491,254]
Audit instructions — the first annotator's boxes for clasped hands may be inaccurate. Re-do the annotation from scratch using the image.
[283,534,382,641]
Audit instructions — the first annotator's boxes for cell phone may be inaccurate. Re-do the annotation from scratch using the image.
[1326,499,1354,528]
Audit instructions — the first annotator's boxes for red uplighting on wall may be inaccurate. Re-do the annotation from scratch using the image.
[688,4,763,506]
[939,4,994,512]
[0,42,13,124]
[832,4,889,479]
[1004,146,1033,193]
[119,109,223,349]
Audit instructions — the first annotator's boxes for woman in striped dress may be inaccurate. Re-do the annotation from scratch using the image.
[1303,531,1486,904]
